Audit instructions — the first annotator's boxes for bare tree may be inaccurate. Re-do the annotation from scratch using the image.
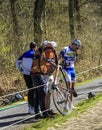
[9,0,20,55]
[0,0,5,5]
[33,0,45,46]
[68,0,75,40]
[9,0,19,37]
[74,0,81,32]
[98,41,102,65]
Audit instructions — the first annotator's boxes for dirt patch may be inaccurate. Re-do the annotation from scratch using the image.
[48,101,102,130]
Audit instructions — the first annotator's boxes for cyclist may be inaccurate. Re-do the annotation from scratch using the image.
[59,39,81,111]
[16,42,37,114]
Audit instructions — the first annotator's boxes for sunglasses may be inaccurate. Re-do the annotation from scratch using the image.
[74,44,80,49]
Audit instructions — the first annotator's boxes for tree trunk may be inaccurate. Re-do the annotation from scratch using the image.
[33,0,45,46]
[43,1,47,40]
[9,0,20,55]
[98,41,102,65]
[74,0,81,32]
[9,0,19,37]
[68,0,75,40]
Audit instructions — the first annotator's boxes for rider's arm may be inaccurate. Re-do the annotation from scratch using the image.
[74,50,79,65]
[58,49,65,60]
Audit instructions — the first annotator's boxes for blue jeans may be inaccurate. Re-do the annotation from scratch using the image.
[32,74,47,115]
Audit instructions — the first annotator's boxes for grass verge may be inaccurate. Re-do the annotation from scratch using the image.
[0,101,27,111]
[24,93,102,130]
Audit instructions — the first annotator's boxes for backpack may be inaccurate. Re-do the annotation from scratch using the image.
[31,43,58,75]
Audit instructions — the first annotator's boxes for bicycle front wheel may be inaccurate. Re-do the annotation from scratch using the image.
[52,67,71,115]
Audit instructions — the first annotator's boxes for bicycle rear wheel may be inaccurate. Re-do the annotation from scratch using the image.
[52,67,71,115]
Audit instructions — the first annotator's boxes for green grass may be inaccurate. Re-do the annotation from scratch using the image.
[24,93,102,130]
[0,101,27,111]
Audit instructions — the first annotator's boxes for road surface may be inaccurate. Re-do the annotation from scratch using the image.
[0,78,102,130]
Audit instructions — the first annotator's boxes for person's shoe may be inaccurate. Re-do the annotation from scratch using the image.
[71,104,77,110]
[28,106,35,115]
[64,103,72,114]
[48,109,57,115]
[72,88,78,97]
[64,103,71,111]
[35,114,42,119]
[42,112,54,118]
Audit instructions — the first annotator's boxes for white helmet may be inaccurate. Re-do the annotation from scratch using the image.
[72,39,81,47]
[43,40,50,45]
[51,41,57,47]
[43,40,57,48]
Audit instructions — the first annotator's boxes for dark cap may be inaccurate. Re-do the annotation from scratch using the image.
[30,42,36,48]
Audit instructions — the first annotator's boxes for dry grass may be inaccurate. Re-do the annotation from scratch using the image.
[53,101,102,130]
[0,1,102,97]
[0,72,26,96]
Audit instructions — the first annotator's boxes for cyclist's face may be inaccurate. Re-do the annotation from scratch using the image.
[72,44,79,50]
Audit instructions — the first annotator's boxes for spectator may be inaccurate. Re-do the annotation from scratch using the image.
[44,41,57,115]
[16,42,37,114]
[45,74,57,115]
[31,40,57,119]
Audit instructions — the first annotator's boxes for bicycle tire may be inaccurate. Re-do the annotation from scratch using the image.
[52,67,71,115]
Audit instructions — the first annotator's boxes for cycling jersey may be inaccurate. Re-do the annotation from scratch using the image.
[16,49,36,75]
[60,46,77,69]
[60,46,77,82]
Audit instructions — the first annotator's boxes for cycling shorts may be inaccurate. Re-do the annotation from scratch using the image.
[64,68,76,83]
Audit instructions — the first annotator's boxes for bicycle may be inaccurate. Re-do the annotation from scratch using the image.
[39,49,72,116]
[53,63,72,115]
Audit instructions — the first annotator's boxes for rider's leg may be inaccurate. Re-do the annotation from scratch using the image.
[67,81,72,101]
[65,69,77,110]
[67,81,77,110]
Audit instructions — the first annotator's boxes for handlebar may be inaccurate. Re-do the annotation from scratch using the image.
[43,57,63,69]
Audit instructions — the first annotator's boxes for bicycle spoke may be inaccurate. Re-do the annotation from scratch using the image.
[53,67,71,115]
[53,88,71,115]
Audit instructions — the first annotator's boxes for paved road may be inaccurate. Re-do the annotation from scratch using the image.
[0,78,102,130]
